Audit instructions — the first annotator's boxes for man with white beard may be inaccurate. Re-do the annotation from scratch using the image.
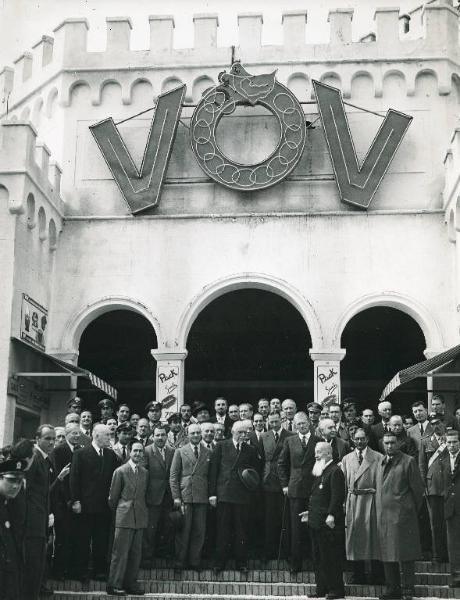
[300,442,346,599]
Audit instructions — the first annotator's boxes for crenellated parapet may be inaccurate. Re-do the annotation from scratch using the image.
[1,3,460,117]
[0,121,64,249]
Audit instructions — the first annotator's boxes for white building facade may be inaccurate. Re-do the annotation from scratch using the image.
[1,3,459,443]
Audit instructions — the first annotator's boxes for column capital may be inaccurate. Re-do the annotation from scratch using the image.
[309,349,346,362]
[151,349,188,361]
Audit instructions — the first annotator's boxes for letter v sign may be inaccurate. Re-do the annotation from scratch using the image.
[313,80,412,209]
[90,85,185,214]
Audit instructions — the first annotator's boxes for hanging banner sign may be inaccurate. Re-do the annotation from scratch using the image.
[20,294,48,352]
[90,61,412,214]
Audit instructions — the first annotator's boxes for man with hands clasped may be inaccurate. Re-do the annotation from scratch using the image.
[300,442,346,600]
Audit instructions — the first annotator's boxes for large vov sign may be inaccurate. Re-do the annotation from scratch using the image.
[90,62,412,215]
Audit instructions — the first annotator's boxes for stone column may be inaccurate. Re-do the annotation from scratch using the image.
[309,350,346,405]
[151,349,188,418]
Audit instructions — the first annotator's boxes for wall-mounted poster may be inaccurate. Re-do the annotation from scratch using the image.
[20,294,48,351]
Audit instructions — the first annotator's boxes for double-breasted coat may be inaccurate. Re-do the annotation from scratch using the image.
[376,451,424,562]
[169,444,212,504]
[341,447,382,560]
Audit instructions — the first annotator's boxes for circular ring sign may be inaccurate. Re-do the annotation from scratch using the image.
[190,62,306,191]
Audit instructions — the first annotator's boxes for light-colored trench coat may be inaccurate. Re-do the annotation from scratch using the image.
[341,447,382,560]
[375,451,424,562]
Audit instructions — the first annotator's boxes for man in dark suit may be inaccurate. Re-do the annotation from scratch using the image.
[247,413,265,451]
[70,423,119,584]
[23,424,56,600]
[112,423,134,463]
[50,423,82,579]
[278,412,320,572]
[166,413,189,449]
[210,397,233,438]
[419,420,448,563]
[371,400,393,442]
[301,441,346,600]
[142,424,175,566]
[431,394,457,430]
[169,423,212,569]
[317,418,349,464]
[407,401,434,452]
[442,430,460,587]
[379,416,418,459]
[107,441,148,596]
[329,403,349,441]
[208,420,261,572]
[260,411,294,559]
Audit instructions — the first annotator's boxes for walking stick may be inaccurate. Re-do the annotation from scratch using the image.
[277,495,288,571]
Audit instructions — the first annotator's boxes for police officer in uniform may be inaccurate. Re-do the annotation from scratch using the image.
[98,398,115,423]
[0,458,27,600]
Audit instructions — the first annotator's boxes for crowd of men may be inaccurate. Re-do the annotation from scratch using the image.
[1,392,460,599]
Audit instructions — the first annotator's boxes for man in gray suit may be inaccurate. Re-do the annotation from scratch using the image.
[107,441,148,596]
[169,423,212,570]
[142,424,175,566]
[407,401,434,452]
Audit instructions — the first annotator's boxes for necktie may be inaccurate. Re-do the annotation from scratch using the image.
[301,435,306,448]
[173,433,177,443]
[357,450,363,465]
[99,448,103,458]
[122,446,126,460]
[193,445,199,459]
[383,456,392,477]
[207,443,212,450]
[288,421,293,432]
[274,432,279,444]
[420,423,424,436]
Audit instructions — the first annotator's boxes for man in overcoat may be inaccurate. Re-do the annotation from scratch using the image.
[376,432,424,600]
[169,423,212,569]
[341,428,383,584]
[419,419,448,563]
[278,411,320,572]
[107,441,148,596]
[441,429,460,587]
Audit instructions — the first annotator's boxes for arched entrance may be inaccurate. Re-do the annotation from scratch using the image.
[77,310,158,413]
[185,289,313,408]
[341,306,426,412]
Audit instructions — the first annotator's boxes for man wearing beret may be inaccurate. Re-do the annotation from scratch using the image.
[0,458,27,600]
[146,402,163,430]
[167,414,188,450]
[113,424,134,464]
[208,419,261,572]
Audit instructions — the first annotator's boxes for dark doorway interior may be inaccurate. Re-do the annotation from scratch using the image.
[341,306,426,414]
[78,310,157,414]
[185,289,313,409]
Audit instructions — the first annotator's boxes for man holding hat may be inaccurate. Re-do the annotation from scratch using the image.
[98,398,115,423]
[0,457,27,600]
[208,419,261,572]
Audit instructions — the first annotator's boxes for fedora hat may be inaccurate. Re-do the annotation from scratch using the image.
[238,467,260,492]
[168,508,184,531]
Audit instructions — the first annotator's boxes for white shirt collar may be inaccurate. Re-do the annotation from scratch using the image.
[128,459,137,471]
[356,446,368,457]
[92,441,103,454]
[34,444,48,459]
[298,431,310,440]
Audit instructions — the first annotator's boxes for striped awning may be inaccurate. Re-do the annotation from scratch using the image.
[12,337,117,399]
[379,343,460,402]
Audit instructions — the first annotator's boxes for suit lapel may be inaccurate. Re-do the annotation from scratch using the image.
[354,449,372,481]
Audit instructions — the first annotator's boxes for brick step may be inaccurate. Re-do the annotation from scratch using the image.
[49,571,449,589]
[49,579,460,598]
[147,558,450,573]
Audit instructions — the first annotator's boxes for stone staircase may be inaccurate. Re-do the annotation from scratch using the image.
[49,559,457,599]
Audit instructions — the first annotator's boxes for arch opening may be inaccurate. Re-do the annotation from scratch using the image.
[341,306,426,413]
[185,289,313,409]
[78,309,158,414]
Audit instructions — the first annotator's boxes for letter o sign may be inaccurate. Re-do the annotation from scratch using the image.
[190,63,306,191]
